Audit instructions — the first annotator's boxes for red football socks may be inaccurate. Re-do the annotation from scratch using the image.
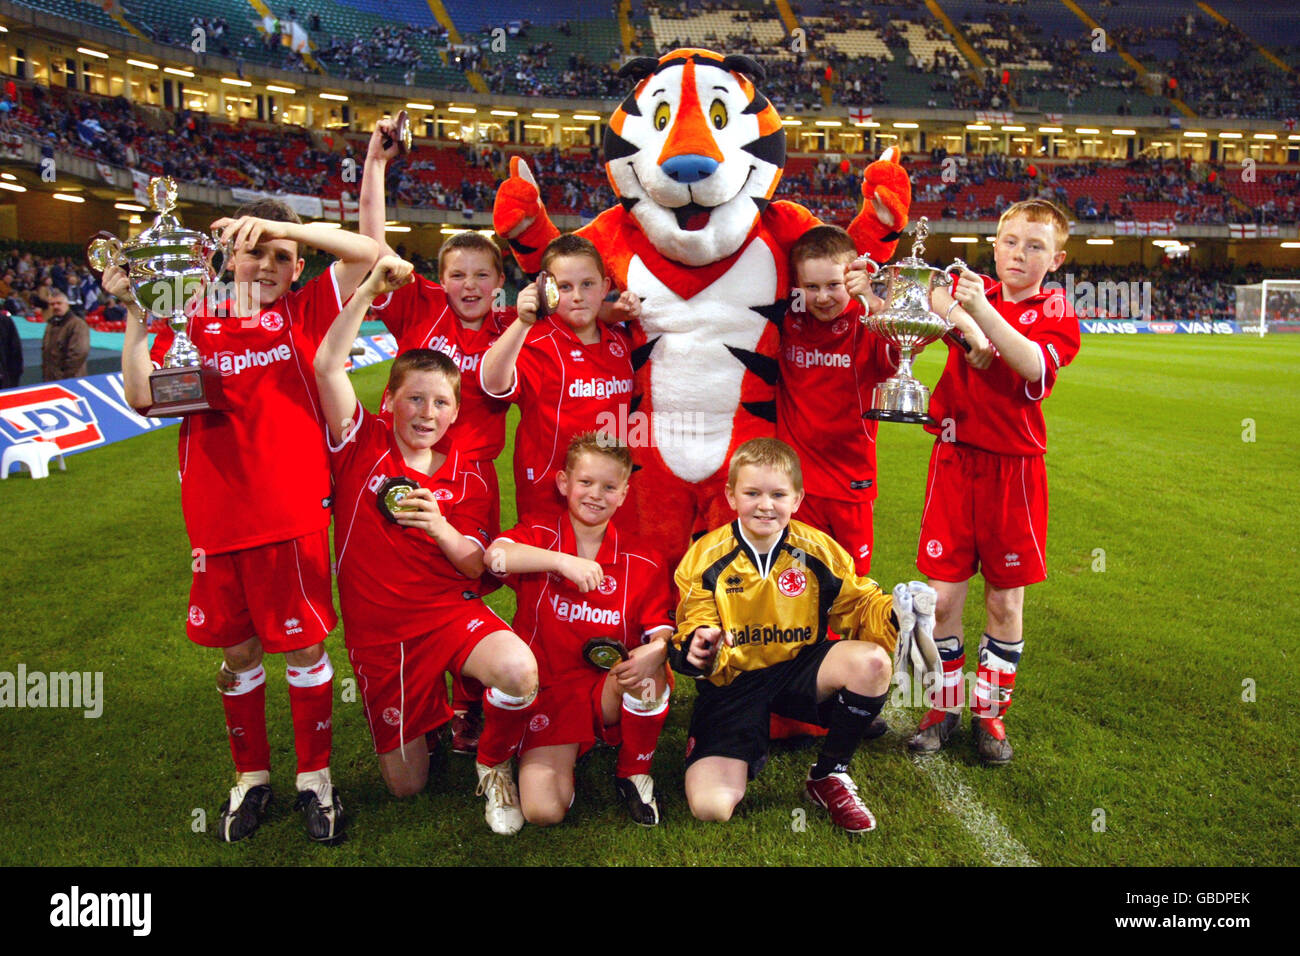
[219,663,270,774]
[286,654,334,774]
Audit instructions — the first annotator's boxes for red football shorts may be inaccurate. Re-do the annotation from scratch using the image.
[518,670,619,755]
[917,440,1049,589]
[797,493,875,575]
[185,528,337,653]
[347,600,507,754]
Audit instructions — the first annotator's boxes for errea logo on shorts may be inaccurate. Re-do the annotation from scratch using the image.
[926,539,944,558]
[467,618,484,633]
[260,311,285,332]
[1004,553,1021,568]
[284,617,303,636]
[188,605,205,626]
[209,344,293,377]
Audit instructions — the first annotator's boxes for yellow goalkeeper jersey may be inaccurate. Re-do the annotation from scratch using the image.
[670,519,898,687]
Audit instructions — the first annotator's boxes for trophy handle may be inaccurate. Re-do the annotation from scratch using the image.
[940,258,973,353]
[853,254,881,276]
[86,232,124,273]
[208,227,231,281]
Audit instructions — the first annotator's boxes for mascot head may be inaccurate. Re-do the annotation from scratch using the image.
[603,49,786,268]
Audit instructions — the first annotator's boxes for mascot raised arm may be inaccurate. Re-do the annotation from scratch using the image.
[494,48,911,562]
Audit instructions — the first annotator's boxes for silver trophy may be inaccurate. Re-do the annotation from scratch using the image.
[856,217,967,425]
[87,176,230,414]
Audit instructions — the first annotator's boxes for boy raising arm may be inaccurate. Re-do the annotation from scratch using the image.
[104,202,376,845]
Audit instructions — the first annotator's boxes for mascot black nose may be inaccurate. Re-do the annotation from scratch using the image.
[662,155,719,184]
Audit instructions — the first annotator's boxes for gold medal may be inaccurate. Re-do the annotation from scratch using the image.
[377,476,420,524]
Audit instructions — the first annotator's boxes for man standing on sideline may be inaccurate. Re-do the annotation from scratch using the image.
[41,288,88,381]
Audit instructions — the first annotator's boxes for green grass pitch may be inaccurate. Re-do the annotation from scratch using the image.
[1,335,1295,866]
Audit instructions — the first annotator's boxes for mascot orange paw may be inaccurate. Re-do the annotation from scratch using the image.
[492,156,542,239]
[860,146,912,237]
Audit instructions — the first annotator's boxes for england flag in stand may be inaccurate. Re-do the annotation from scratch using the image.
[1044,113,1063,124]
[1229,223,1259,239]
[848,106,873,125]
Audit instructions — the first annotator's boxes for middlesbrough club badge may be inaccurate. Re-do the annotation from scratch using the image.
[529,714,550,733]
[597,574,617,595]
[777,567,807,597]
[926,539,944,558]
[188,605,205,626]
[260,311,284,332]
[382,707,401,727]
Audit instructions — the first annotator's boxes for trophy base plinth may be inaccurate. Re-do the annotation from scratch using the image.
[863,408,937,426]
[145,365,229,417]
[866,377,933,426]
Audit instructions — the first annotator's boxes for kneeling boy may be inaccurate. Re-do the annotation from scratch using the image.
[483,434,674,827]
[668,438,935,833]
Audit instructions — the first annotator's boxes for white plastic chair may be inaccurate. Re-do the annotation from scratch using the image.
[1,438,67,479]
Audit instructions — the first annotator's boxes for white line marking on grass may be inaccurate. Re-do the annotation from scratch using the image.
[887,705,1040,867]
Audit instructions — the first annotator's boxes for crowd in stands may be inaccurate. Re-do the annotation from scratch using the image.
[313,24,452,86]
[909,150,1295,226]
[0,246,133,329]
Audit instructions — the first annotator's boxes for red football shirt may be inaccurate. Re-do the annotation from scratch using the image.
[370,275,513,461]
[149,266,343,555]
[483,316,635,505]
[776,298,897,501]
[329,400,496,648]
[494,516,674,684]
[924,277,1081,456]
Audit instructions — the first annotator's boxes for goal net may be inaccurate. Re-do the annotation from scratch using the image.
[1235,281,1300,336]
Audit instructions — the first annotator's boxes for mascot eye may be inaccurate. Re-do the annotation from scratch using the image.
[654,102,671,131]
[709,99,728,130]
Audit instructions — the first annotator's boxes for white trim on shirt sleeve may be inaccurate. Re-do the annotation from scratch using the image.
[480,367,519,400]
[327,399,365,453]
[327,260,343,313]
[1023,344,1048,401]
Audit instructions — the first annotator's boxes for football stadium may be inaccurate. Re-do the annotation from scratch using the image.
[0,0,1295,893]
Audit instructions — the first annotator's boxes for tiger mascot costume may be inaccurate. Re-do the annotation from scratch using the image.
[494,48,911,562]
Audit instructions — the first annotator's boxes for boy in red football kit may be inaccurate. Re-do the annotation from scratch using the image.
[772,225,989,743]
[482,434,674,827]
[480,234,639,520]
[909,198,1081,765]
[314,255,540,835]
[109,199,378,844]
[779,225,899,576]
[361,117,517,755]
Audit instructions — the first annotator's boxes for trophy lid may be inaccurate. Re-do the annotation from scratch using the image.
[894,216,933,268]
[133,176,208,249]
